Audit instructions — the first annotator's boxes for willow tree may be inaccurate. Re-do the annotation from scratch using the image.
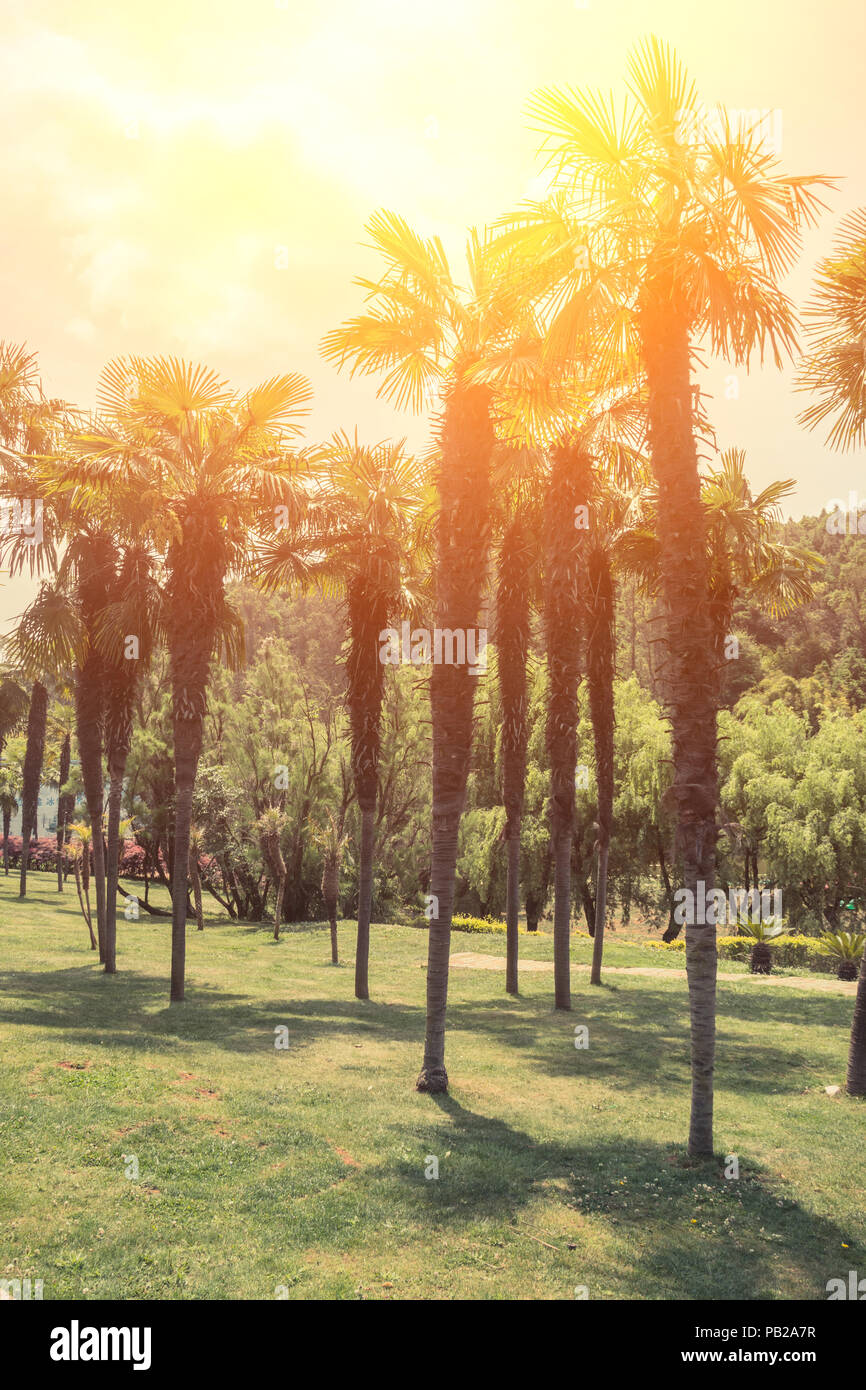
[515,36,830,1154]
[59,357,313,1002]
[796,207,866,1093]
[323,212,516,1091]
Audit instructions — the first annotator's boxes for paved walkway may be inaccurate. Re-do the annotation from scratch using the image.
[449,952,858,994]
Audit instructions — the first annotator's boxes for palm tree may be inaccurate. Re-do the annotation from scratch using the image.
[259,430,428,996]
[520,38,830,1153]
[95,542,161,973]
[544,439,592,1008]
[60,356,313,1001]
[796,208,866,1092]
[323,213,509,1091]
[796,207,866,451]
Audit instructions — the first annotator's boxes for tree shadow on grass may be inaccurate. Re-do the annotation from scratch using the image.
[381,1094,859,1300]
[0,965,427,1057]
[0,960,853,1103]
[442,979,852,1098]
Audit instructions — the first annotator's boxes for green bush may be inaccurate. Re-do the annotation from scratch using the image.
[452,915,507,934]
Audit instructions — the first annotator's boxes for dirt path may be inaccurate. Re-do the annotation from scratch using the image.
[449,952,857,994]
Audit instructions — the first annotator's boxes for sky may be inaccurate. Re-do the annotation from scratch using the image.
[1,0,865,627]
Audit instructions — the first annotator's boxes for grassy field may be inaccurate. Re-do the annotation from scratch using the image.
[1,872,862,1300]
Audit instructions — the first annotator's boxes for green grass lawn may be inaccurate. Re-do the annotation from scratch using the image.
[1,872,862,1300]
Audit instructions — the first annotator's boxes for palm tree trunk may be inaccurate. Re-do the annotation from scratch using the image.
[587,543,614,987]
[497,514,531,999]
[505,833,521,994]
[191,855,204,931]
[18,681,48,899]
[103,745,128,974]
[75,665,107,961]
[355,806,375,997]
[170,704,202,1002]
[330,916,339,963]
[545,440,592,1012]
[418,814,461,1091]
[641,290,720,1158]
[56,732,71,892]
[551,833,572,1008]
[416,382,494,1092]
[347,574,389,999]
[846,946,866,1093]
[3,807,10,875]
[590,845,609,986]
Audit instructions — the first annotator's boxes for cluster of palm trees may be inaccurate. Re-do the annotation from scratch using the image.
[1,38,864,1156]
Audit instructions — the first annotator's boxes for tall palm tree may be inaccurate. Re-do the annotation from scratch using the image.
[59,356,313,1001]
[259,430,429,997]
[95,542,161,973]
[795,207,866,1093]
[544,439,592,1008]
[518,37,830,1153]
[323,213,513,1090]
